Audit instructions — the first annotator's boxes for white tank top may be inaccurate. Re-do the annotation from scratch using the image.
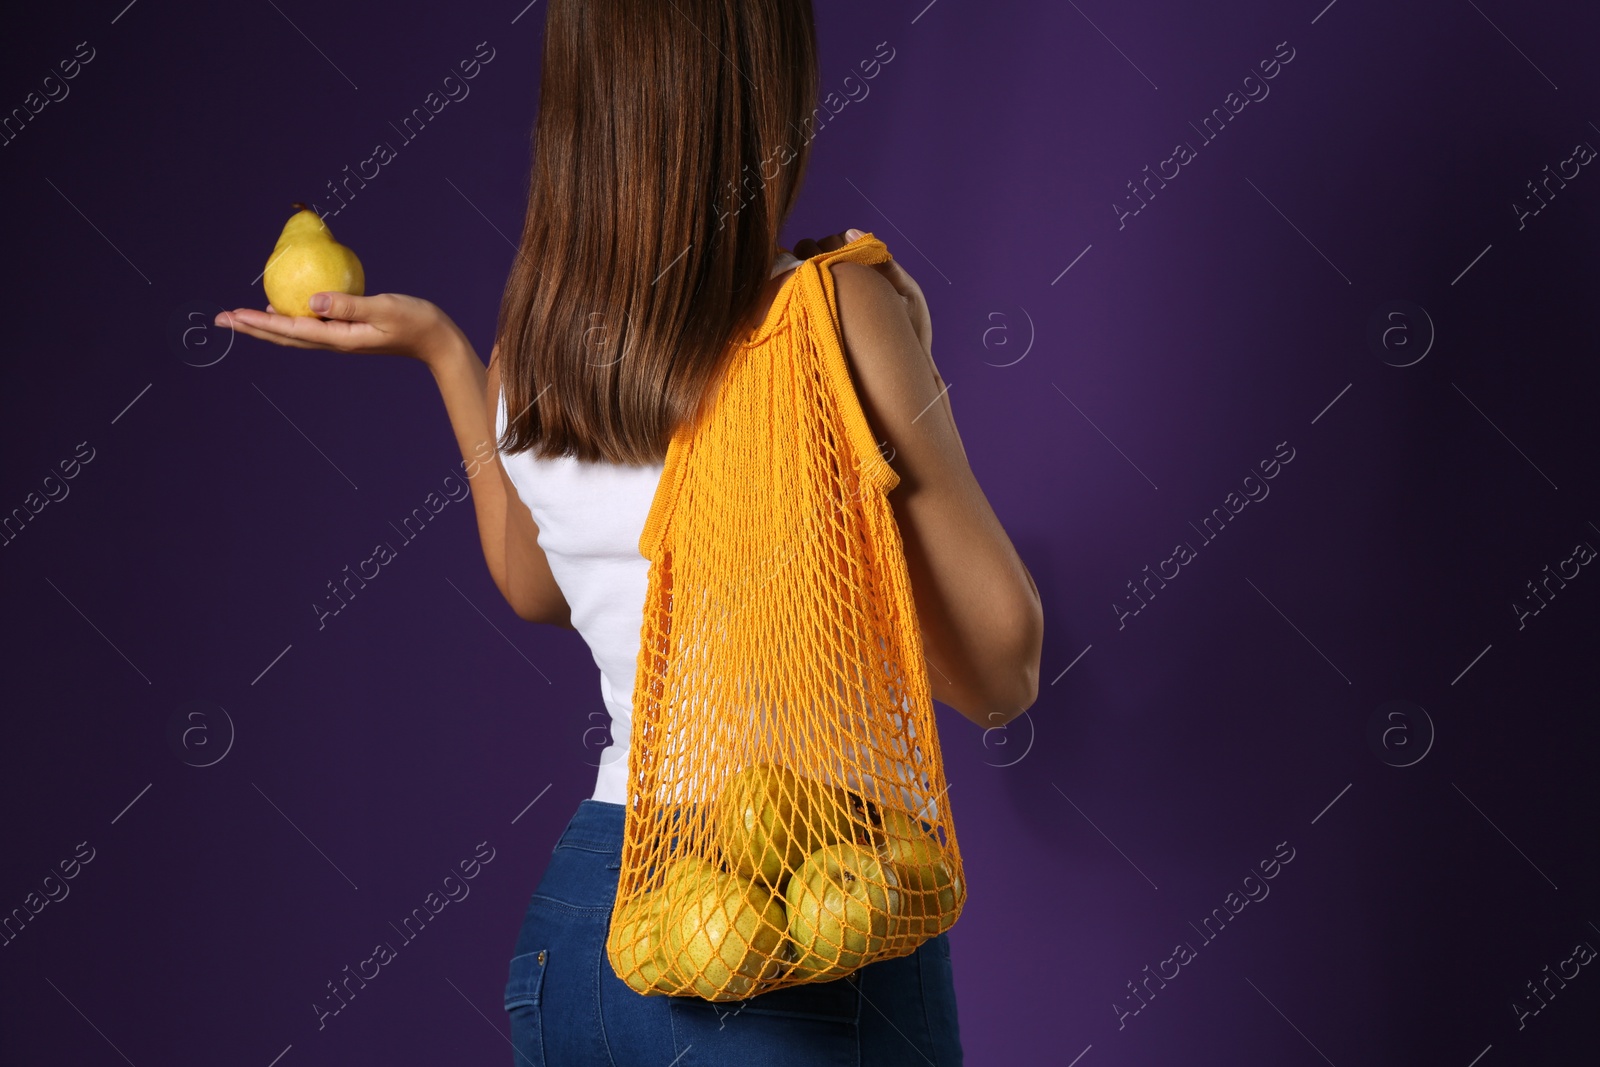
[495,250,804,805]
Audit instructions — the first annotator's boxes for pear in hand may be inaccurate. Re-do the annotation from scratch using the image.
[262,202,364,318]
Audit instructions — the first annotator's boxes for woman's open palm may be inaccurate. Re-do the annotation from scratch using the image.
[215,292,458,364]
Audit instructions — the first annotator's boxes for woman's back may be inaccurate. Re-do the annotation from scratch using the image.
[493,249,804,802]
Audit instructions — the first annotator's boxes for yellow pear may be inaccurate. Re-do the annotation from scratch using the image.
[785,841,901,980]
[804,779,875,850]
[262,201,364,318]
[713,764,809,887]
[713,765,874,889]
[608,891,688,995]
[271,204,328,251]
[875,807,962,940]
[661,860,787,1001]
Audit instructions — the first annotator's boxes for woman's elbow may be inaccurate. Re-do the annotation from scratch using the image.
[991,595,1044,722]
[499,582,572,628]
[516,597,575,628]
[977,666,1039,727]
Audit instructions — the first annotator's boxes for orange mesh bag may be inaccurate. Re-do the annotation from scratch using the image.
[605,233,964,1002]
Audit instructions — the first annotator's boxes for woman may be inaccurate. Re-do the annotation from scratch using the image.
[218,1,1042,1062]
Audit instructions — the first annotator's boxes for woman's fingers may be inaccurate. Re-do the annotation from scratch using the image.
[819,230,854,252]
[793,230,857,260]
[210,292,453,358]
[217,311,323,349]
[217,293,378,330]
[309,291,382,321]
[215,307,382,351]
[792,229,926,341]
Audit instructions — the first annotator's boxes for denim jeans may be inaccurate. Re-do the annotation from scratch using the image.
[503,799,964,1066]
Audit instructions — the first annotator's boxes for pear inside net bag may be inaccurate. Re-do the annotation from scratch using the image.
[605,237,964,1002]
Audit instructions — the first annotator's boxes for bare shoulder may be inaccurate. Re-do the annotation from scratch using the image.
[826,261,946,478]
[828,262,926,400]
[829,261,910,356]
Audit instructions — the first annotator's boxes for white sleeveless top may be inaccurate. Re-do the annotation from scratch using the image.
[496,250,804,805]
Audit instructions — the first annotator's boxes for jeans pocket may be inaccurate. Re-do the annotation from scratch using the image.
[504,948,548,1066]
[667,975,860,1066]
[731,973,860,1023]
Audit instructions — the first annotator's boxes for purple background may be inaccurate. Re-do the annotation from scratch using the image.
[3,1,1598,1064]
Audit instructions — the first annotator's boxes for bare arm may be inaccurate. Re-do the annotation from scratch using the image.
[830,261,1043,728]
[428,328,573,628]
[215,291,572,628]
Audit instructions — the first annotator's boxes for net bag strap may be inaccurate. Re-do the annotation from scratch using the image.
[640,234,900,562]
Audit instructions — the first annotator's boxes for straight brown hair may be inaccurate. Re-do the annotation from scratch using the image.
[494,0,820,465]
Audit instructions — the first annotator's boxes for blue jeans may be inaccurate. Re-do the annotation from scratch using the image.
[503,799,965,1066]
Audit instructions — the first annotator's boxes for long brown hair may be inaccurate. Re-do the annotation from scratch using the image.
[494,0,819,464]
